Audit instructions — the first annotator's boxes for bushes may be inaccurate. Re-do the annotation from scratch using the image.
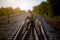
[0,7,21,17]
[32,0,60,17]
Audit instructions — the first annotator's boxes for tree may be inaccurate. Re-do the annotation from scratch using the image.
[0,7,22,23]
[32,2,49,16]
[14,7,21,13]
[47,0,60,16]
[32,0,60,17]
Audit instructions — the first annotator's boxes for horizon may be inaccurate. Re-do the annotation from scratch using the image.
[0,0,47,11]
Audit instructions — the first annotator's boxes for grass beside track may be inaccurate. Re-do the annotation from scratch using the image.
[43,16,60,33]
[0,25,10,40]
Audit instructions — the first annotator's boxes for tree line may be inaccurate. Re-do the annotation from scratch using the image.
[0,7,21,17]
[32,0,60,17]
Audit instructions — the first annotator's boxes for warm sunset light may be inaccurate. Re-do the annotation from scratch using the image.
[0,0,47,11]
[0,0,60,40]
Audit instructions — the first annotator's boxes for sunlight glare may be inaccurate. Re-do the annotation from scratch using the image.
[20,2,32,11]
[0,0,47,11]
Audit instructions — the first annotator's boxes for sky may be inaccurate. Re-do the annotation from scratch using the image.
[0,0,47,11]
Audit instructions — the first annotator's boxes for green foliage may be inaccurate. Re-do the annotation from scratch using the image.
[32,0,60,17]
[32,2,49,16]
[47,0,60,16]
[14,7,21,13]
[0,7,21,17]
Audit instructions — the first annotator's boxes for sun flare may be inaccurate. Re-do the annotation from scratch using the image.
[20,2,33,11]
[0,0,47,11]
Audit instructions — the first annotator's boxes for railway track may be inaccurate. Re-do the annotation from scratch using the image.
[7,16,50,40]
[7,15,55,40]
